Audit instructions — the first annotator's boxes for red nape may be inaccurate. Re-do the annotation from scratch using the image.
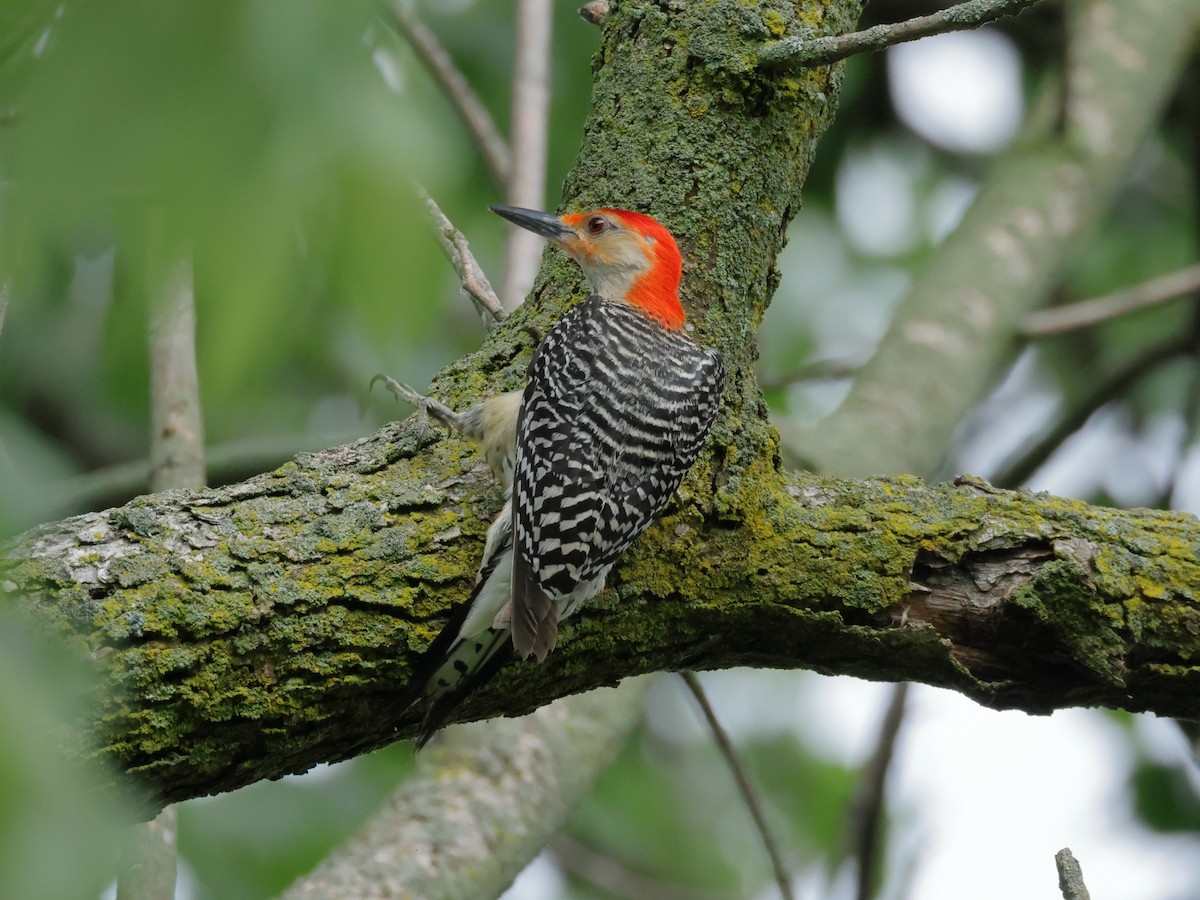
[604,209,686,330]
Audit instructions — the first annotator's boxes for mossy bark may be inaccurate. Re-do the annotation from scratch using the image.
[6,420,1200,815]
[3,0,1200,822]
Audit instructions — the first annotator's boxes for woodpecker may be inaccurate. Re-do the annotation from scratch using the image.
[399,204,724,747]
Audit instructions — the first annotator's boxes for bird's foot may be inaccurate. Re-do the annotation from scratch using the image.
[371,375,465,438]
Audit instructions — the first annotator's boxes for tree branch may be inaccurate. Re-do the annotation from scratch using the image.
[791,0,1200,479]
[418,185,507,325]
[681,672,793,900]
[283,681,648,899]
[386,3,511,189]
[757,0,1045,69]
[1055,848,1091,900]
[4,436,1199,819]
[1023,262,1200,338]
[992,334,1193,488]
[846,683,909,900]
[117,250,202,900]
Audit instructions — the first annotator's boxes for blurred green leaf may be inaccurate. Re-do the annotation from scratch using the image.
[0,608,128,900]
[177,744,415,900]
[1131,759,1200,834]
[568,732,746,896]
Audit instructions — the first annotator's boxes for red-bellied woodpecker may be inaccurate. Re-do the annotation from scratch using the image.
[398,205,724,747]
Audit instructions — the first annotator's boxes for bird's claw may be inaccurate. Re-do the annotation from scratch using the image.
[371,374,464,440]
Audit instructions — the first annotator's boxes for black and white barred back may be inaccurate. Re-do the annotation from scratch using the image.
[405,294,723,747]
[509,295,724,659]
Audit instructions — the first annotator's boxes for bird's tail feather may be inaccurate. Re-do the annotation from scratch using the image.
[413,628,513,749]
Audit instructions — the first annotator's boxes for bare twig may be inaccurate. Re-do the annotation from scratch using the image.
[680,672,794,900]
[992,333,1194,488]
[501,0,553,308]
[119,254,203,900]
[147,257,206,493]
[1055,848,1091,900]
[1023,262,1200,337]
[758,0,1045,69]
[1153,310,1200,509]
[419,185,507,324]
[387,2,511,188]
[0,279,9,339]
[117,810,178,900]
[758,356,866,390]
[552,834,725,900]
[845,683,909,900]
[370,374,470,434]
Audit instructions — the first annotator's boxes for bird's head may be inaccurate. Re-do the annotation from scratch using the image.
[491,204,685,329]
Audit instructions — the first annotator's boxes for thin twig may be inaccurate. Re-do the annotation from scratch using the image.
[501,0,553,308]
[552,835,725,900]
[1158,87,1200,508]
[845,683,909,900]
[992,334,1195,488]
[1154,309,1200,509]
[679,672,794,900]
[117,809,178,900]
[387,2,511,189]
[758,356,866,390]
[1023,262,1200,337]
[119,253,203,900]
[147,256,206,493]
[418,185,507,324]
[758,0,1045,69]
[1055,848,1091,900]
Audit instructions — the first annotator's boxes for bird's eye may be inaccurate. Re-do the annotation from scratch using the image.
[586,216,608,235]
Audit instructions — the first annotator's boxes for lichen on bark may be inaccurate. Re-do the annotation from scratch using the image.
[3,0,1200,823]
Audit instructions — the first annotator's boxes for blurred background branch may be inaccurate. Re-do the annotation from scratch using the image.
[1022,262,1200,338]
[117,251,203,899]
[283,681,649,899]
[787,0,1200,479]
[500,0,553,308]
[386,1,511,189]
[681,672,795,900]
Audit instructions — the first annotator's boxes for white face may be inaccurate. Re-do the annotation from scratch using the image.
[558,213,653,300]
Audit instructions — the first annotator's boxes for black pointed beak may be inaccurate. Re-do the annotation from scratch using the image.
[490,205,574,241]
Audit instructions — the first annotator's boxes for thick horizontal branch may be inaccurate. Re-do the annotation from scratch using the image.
[3,416,1199,817]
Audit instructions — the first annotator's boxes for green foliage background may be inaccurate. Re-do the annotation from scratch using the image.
[0,1,1197,898]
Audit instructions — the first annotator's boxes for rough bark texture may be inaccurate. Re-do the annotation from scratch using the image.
[283,681,648,900]
[3,0,1200,826]
[5,441,1200,816]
